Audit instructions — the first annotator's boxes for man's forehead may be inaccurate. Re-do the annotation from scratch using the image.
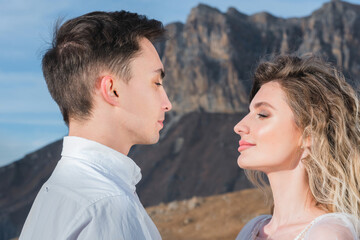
[153,68,165,79]
[138,38,158,54]
[133,38,163,70]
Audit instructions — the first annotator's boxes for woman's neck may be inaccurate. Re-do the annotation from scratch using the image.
[264,165,326,235]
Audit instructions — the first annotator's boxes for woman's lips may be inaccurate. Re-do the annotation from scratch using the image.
[238,140,256,152]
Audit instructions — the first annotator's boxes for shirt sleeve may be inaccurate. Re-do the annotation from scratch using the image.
[304,214,357,240]
[65,195,158,240]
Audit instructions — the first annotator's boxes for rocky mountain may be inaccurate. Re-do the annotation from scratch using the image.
[160,0,360,114]
[1,1,360,239]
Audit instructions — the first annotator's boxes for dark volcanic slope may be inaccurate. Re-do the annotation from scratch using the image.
[0,140,63,240]
[129,112,252,207]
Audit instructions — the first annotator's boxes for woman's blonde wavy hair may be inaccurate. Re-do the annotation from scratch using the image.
[246,54,360,224]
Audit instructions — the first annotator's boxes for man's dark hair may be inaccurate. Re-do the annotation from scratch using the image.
[42,11,165,125]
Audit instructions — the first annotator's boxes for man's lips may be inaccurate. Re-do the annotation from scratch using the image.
[238,140,256,152]
[158,120,164,128]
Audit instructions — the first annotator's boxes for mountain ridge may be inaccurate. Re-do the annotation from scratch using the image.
[162,0,360,115]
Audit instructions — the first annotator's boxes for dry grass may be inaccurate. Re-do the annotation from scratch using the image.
[147,188,271,240]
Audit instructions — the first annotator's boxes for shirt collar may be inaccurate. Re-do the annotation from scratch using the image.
[61,136,142,190]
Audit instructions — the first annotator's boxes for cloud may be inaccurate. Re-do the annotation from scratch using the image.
[0,122,67,167]
[0,71,59,113]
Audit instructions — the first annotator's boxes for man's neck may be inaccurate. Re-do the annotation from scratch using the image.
[68,119,132,155]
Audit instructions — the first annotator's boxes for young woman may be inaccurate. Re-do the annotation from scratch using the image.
[234,55,360,240]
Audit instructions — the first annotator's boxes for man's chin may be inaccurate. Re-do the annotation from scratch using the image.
[152,134,160,144]
[136,134,160,145]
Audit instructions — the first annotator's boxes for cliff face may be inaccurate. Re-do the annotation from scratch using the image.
[161,4,254,114]
[298,1,360,74]
[2,1,360,239]
[162,1,360,114]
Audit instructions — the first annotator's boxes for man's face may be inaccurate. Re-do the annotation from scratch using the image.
[115,38,172,145]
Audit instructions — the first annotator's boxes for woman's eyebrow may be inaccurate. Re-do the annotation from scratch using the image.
[249,101,277,111]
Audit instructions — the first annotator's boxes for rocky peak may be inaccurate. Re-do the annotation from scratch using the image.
[310,0,360,26]
[313,0,355,17]
[162,4,250,114]
[250,11,279,25]
[225,7,248,20]
[297,0,360,74]
[187,4,223,23]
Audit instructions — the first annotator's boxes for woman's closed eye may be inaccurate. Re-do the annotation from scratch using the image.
[257,113,268,118]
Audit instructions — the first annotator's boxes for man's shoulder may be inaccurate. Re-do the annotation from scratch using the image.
[45,157,134,204]
[32,155,142,223]
[43,175,131,208]
[20,183,147,240]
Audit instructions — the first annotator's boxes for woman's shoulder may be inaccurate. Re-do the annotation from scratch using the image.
[304,213,359,240]
[235,215,271,240]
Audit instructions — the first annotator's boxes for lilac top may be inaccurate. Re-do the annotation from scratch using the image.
[236,213,359,240]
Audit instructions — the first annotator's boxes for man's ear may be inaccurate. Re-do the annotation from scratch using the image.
[100,76,119,106]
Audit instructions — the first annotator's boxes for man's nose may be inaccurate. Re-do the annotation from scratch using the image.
[162,90,172,112]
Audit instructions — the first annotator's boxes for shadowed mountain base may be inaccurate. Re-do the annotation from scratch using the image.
[0,112,253,239]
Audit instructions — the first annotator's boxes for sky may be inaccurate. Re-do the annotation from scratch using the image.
[1,0,359,167]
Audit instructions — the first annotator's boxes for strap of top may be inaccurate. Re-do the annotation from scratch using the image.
[293,217,318,240]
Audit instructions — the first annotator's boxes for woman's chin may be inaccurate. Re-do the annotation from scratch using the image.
[237,155,251,169]
[237,156,264,171]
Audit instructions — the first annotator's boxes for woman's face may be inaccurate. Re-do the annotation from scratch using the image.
[234,81,303,173]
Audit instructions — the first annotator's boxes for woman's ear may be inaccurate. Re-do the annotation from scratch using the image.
[300,135,312,159]
[99,76,119,106]
[300,146,310,160]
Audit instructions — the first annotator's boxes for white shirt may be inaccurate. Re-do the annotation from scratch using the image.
[236,213,359,240]
[19,136,162,240]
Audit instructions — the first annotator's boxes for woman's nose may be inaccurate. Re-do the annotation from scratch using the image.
[234,116,250,135]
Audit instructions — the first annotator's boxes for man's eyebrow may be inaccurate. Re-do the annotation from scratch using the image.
[154,68,165,79]
[250,101,276,111]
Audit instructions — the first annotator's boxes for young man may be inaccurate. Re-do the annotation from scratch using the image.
[19,11,171,240]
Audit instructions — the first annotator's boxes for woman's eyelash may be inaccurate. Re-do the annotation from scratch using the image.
[257,113,268,118]
[155,82,162,86]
